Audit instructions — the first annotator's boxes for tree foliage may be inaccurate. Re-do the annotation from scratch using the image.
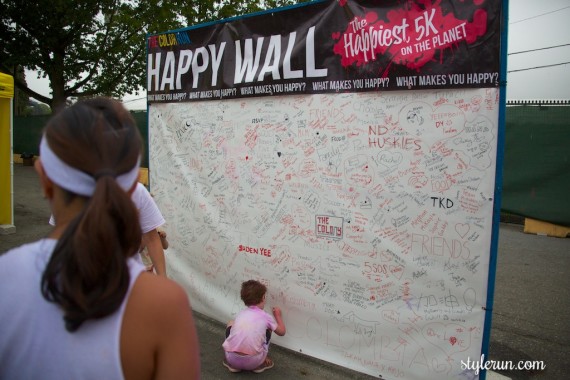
[0,0,306,111]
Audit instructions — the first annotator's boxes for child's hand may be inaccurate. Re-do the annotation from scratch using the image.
[158,230,167,239]
[272,307,282,318]
[272,307,286,336]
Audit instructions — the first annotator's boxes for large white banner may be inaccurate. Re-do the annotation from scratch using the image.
[149,88,499,379]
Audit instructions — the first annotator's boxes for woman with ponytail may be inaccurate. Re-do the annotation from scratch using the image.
[0,98,200,379]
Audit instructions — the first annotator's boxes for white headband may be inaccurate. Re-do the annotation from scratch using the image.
[39,135,141,197]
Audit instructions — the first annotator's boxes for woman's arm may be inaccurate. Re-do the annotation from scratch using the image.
[142,229,166,276]
[157,229,169,250]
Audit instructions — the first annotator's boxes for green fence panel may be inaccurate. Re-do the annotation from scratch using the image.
[12,115,50,157]
[14,111,149,168]
[131,111,149,168]
[502,105,570,226]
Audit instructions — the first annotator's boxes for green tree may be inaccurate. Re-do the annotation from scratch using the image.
[0,0,306,111]
[0,0,182,111]
[176,0,305,25]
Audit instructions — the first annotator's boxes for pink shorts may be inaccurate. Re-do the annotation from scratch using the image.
[224,348,267,371]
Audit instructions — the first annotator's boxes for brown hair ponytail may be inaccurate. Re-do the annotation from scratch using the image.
[40,98,143,332]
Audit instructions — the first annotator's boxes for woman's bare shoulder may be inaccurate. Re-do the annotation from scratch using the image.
[132,273,190,308]
[121,273,200,380]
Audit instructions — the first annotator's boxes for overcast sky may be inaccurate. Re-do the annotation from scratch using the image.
[24,0,570,110]
[507,0,570,100]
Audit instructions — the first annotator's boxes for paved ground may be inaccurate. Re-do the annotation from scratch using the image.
[1,164,568,379]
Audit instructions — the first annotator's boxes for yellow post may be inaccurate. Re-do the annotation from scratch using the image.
[0,73,15,234]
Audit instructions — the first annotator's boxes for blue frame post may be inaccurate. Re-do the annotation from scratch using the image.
[480,0,509,379]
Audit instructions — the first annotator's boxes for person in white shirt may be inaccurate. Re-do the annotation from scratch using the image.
[131,182,168,276]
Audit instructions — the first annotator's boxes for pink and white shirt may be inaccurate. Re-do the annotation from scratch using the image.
[222,306,277,355]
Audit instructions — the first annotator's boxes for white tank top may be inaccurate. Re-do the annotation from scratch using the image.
[0,239,145,380]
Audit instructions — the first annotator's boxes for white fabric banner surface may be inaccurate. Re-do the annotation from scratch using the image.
[149,88,499,379]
